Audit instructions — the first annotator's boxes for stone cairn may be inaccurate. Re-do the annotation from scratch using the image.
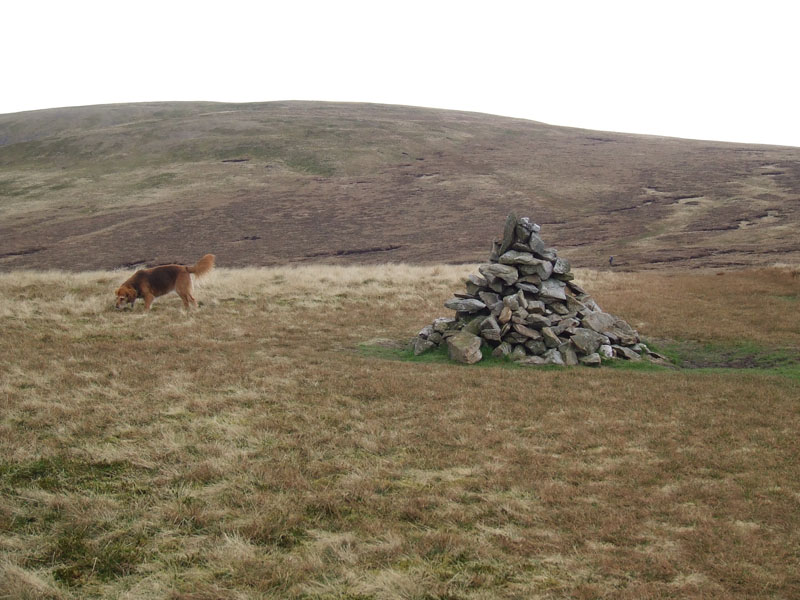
[413,213,663,366]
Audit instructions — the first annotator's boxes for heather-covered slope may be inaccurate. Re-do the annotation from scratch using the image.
[1,101,798,270]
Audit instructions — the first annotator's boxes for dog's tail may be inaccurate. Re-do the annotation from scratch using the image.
[187,254,215,277]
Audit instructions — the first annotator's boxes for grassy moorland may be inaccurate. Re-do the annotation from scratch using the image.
[2,101,799,272]
[1,264,798,599]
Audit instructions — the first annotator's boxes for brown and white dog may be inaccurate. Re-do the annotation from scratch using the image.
[115,254,215,310]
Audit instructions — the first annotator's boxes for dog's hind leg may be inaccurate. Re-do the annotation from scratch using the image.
[176,273,196,309]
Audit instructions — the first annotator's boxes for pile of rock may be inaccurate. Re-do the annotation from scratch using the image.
[413,213,663,366]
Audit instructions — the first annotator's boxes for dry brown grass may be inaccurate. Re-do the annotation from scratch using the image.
[1,265,798,599]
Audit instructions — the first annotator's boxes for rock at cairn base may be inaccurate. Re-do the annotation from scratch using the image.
[413,213,648,366]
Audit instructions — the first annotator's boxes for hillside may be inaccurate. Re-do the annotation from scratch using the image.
[1,101,799,271]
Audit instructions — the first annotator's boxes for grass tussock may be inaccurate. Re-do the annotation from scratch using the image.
[1,264,798,599]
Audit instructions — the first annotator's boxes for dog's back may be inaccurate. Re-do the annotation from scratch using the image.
[132,265,186,296]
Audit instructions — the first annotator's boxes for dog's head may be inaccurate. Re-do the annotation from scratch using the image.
[115,284,137,309]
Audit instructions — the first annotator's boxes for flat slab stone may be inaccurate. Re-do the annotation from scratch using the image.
[613,345,642,361]
[539,279,567,301]
[479,263,519,285]
[580,353,602,366]
[515,282,540,294]
[517,355,546,366]
[444,298,486,313]
[498,250,538,266]
[513,323,542,339]
[582,311,617,333]
[570,328,608,355]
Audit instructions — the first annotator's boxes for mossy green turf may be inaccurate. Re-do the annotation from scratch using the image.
[360,339,800,379]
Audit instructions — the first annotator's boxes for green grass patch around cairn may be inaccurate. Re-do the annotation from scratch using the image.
[360,337,800,378]
[360,340,557,370]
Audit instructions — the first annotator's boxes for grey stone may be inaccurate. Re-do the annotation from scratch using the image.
[510,345,528,360]
[582,297,602,312]
[525,300,546,314]
[447,332,483,364]
[550,302,569,315]
[463,315,487,336]
[498,213,518,255]
[498,305,512,324]
[479,263,519,285]
[428,332,443,345]
[511,310,529,324]
[418,325,434,339]
[444,297,486,313]
[506,332,529,345]
[544,348,565,365]
[465,273,488,295]
[558,342,579,366]
[516,290,528,309]
[599,344,614,359]
[528,232,546,255]
[613,345,642,361]
[537,247,558,261]
[515,217,535,241]
[570,328,608,355]
[413,337,435,355]
[567,281,587,295]
[480,316,502,341]
[518,274,542,285]
[432,317,457,333]
[580,353,602,366]
[499,250,539,266]
[539,279,567,301]
[478,291,501,310]
[518,258,553,280]
[513,323,542,339]
[488,277,505,293]
[582,312,639,345]
[515,282,539,294]
[541,327,562,348]
[517,355,546,366]
[502,294,520,311]
[524,339,547,355]
[566,296,588,314]
[492,342,512,358]
[552,317,580,335]
[512,241,533,253]
[525,314,551,329]
[581,311,617,334]
[489,240,501,262]
[553,257,571,275]
[612,320,639,346]
[480,329,501,342]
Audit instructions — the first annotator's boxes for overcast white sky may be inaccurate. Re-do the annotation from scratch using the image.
[3,0,798,147]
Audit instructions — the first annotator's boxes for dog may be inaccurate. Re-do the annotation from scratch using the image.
[115,254,215,310]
